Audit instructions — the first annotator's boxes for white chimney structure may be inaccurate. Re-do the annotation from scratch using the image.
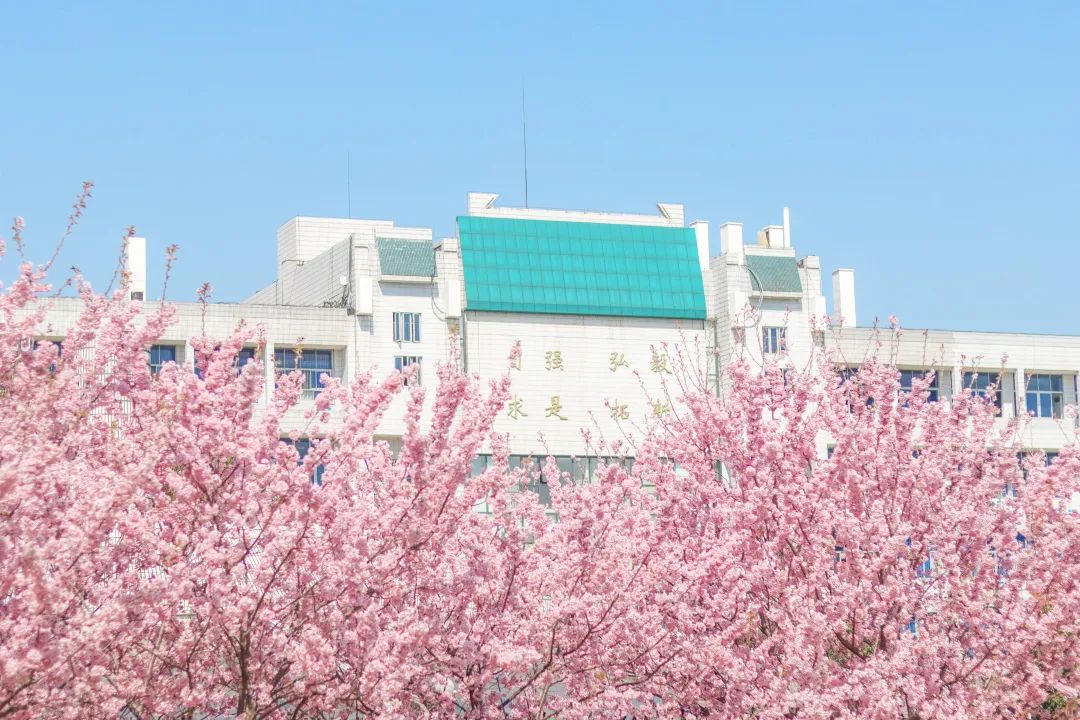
[124,236,147,301]
[719,222,744,263]
[832,268,857,328]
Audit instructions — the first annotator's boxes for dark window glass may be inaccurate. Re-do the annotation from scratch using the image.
[899,370,939,403]
[275,349,332,397]
[1025,374,1064,418]
[291,438,325,486]
[149,344,177,375]
[762,326,786,354]
[394,355,422,385]
[963,371,1002,410]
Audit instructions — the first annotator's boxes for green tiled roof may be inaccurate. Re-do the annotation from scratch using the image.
[457,216,706,319]
[745,254,802,295]
[377,238,435,277]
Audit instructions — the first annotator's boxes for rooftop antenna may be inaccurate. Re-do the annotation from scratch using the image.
[521,85,529,208]
[347,150,352,219]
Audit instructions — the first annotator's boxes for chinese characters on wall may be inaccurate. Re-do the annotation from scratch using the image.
[499,348,676,422]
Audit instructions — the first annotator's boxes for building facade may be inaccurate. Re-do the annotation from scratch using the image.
[37,191,1080,467]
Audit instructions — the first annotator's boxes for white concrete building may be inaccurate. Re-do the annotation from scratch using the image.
[36,192,1080,476]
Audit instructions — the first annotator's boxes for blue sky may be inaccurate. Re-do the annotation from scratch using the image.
[2,2,1078,332]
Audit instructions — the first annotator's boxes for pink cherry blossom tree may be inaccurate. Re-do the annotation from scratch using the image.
[1,195,1078,719]
[636,352,1080,718]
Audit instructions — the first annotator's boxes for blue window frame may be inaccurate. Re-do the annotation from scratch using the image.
[195,346,259,379]
[394,355,422,385]
[235,346,258,370]
[837,366,875,408]
[1026,374,1063,419]
[393,312,421,343]
[963,371,1002,410]
[31,339,63,374]
[149,344,177,375]
[290,438,325,486]
[905,537,933,578]
[899,370,939,402]
[275,349,332,397]
[762,326,786,355]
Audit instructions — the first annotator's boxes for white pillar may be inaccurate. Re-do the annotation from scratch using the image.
[719,222,744,264]
[123,236,147,300]
[832,269,857,328]
[1015,368,1026,419]
[950,366,963,405]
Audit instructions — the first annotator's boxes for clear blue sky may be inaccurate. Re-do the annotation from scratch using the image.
[3,2,1078,332]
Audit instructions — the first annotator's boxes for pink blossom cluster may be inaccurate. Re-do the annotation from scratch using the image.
[0,220,1078,719]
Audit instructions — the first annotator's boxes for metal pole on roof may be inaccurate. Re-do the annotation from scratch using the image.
[521,85,529,208]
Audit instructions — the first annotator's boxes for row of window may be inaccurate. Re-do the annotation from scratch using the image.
[147,345,425,396]
[841,367,1070,419]
[27,336,1074,420]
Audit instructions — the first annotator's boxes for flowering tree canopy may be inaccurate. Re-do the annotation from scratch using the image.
[1,202,1078,719]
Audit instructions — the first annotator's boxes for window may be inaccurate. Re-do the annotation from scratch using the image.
[195,346,258,379]
[290,438,325,486]
[31,339,63,374]
[470,453,491,477]
[393,312,421,343]
[963,371,1002,410]
[762,326,786,355]
[1026,374,1063,419]
[235,346,258,370]
[511,455,550,505]
[993,534,1029,577]
[274,349,332,398]
[837,366,874,409]
[148,345,177,375]
[899,370,939,402]
[905,537,933,578]
[394,355,422,385]
[1019,450,1058,471]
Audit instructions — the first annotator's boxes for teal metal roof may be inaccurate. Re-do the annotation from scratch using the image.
[745,254,802,294]
[377,238,435,277]
[457,216,706,319]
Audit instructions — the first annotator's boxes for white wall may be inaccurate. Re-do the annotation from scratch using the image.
[462,310,706,456]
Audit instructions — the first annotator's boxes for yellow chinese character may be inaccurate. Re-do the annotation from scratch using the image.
[650,350,671,374]
[507,396,527,420]
[652,400,670,417]
[610,401,630,420]
[510,354,522,371]
[546,395,567,420]
[608,352,629,372]
[545,350,564,371]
